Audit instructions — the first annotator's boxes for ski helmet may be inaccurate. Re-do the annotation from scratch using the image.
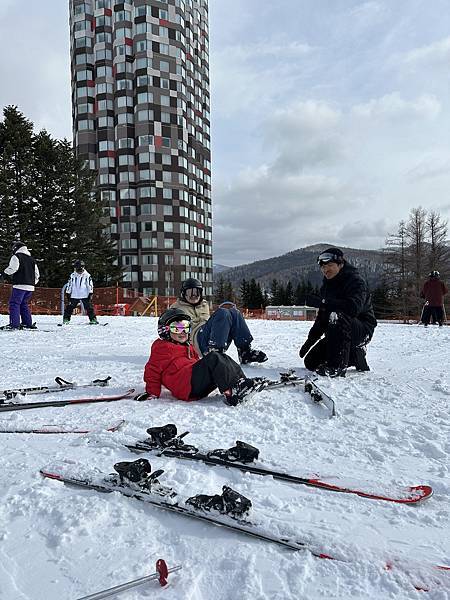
[11,241,25,254]
[73,259,85,271]
[317,247,344,266]
[180,277,203,303]
[158,308,192,340]
[429,270,440,278]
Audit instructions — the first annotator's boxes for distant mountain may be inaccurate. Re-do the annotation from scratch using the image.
[213,244,384,291]
[213,263,231,274]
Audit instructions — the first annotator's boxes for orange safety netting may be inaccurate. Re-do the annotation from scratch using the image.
[0,284,176,317]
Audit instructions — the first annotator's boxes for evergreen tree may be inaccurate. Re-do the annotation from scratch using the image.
[0,106,122,287]
[240,279,250,307]
[285,281,294,305]
[223,280,234,303]
[0,106,35,265]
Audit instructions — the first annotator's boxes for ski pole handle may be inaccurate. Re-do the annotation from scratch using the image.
[75,563,182,600]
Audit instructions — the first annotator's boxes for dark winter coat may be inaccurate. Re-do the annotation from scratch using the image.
[144,338,200,401]
[420,279,448,306]
[307,262,377,344]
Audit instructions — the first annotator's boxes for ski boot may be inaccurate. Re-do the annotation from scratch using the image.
[207,440,259,464]
[223,377,267,406]
[145,424,198,454]
[20,322,37,330]
[316,364,346,378]
[62,318,70,325]
[186,485,252,518]
[237,346,268,365]
[0,324,19,330]
[89,318,99,325]
[113,459,174,497]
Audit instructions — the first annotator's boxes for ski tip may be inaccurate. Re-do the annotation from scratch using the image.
[40,469,63,481]
[407,485,433,502]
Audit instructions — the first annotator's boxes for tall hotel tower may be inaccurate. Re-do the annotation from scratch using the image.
[69,0,213,297]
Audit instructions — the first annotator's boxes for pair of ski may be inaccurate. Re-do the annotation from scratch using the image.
[0,376,137,413]
[40,423,436,558]
[40,458,449,581]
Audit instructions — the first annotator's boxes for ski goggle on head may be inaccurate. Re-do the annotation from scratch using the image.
[168,320,191,334]
[317,252,342,267]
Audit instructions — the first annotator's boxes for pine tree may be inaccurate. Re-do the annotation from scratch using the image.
[240,279,250,308]
[285,281,294,305]
[0,106,122,287]
[0,106,35,265]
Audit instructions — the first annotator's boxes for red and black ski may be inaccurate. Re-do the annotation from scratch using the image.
[126,425,433,505]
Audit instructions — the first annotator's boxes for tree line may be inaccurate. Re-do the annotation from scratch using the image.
[0,106,121,287]
[214,276,320,309]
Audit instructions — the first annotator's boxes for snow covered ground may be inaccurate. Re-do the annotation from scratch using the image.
[0,315,448,600]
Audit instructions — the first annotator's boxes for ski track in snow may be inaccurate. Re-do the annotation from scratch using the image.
[0,316,449,599]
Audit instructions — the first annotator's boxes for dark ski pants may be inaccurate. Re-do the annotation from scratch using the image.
[197,307,253,355]
[64,297,96,321]
[9,288,33,328]
[304,313,372,371]
[422,305,444,325]
[189,351,245,398]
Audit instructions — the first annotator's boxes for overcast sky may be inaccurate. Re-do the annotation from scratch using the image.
[1,1,450,266]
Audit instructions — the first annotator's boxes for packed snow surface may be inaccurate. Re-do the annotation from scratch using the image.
[0,316,448,600]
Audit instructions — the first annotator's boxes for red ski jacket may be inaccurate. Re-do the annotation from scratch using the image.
[421,279,448,306]
[144,338,200,401]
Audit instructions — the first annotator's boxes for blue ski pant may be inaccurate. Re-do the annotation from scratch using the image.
[197,307,253,355]
[9,288,33,328]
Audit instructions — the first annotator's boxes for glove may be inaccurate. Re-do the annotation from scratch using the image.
[299,339,314,358]
[304,294,323,309]
[134,392,157,402]
[88,293,93,301]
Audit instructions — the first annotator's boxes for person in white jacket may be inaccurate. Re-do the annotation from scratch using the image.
[63,259,98,324]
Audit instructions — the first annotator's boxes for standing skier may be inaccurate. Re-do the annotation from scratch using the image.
[299,248,377,377]
[420,271,447,326]
[63,259,98,325]
[142,308,265,405]
[171,278,267,364]
[1,241,40,330]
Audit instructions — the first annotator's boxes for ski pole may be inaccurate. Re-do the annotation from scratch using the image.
[75,560,181,600]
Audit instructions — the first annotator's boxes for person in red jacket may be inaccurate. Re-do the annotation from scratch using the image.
[420,271,448,326]
[143,308,265,406]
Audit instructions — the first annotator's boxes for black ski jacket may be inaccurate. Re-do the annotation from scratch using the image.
[307,262,377,343]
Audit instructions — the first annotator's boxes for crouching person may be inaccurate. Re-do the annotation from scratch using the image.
[143,308,265,406]
[299,248,377,377]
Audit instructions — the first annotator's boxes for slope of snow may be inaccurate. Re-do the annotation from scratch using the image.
[0,316,448,599]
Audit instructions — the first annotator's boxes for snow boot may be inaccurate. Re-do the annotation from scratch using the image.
[316,364,347,378]
[223,377,267,406]
[186,485,252,518]
[237,346,268,365]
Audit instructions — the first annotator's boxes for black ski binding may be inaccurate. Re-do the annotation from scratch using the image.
[304,381,323,402]
[279,369,299,382]
[113,459,175,497]
[145,424,198,454]
[186,485,252,518]
[207,440,259,464]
